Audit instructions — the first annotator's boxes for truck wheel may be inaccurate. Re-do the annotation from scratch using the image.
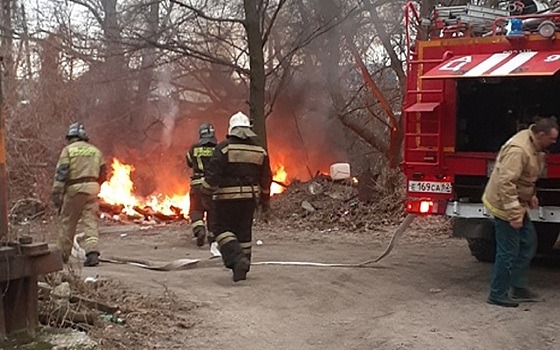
[467,238,495,263]
[534,222,560,254]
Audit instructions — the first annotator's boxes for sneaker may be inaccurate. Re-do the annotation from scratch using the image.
[510,288,544,302]
[84,252,100,267]
[487,296,519,308]
[232,257,250,282]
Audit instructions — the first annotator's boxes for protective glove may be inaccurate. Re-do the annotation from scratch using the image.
[51,190,63,210]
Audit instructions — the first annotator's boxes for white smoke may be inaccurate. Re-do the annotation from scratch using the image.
[156,69,178,149]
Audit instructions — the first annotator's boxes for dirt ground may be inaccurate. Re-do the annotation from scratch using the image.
[60,220,560,350]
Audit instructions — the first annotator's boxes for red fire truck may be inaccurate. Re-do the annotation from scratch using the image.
[402,1,560,261]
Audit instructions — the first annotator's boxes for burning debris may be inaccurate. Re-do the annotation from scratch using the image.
[98,159,190,223]
[96,158,291,224]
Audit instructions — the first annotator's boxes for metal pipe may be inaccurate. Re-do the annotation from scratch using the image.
[491,7,560,35]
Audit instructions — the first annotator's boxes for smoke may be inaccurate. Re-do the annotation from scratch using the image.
[157,70,179,149]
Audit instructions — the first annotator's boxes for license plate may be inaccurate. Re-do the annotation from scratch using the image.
[408,181,452,194]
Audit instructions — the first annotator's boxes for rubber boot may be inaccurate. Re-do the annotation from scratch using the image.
[233,257,250,282]
[84,251,100,267]
[193,227,206,247]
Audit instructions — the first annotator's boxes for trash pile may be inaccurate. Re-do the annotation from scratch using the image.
[39,270,197,349]
[269,173,407,232]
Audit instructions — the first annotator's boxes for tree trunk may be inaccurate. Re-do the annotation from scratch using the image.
[101,0,129,126]
[135,1,160,119]
[1,0,13,100]
[364,0,406,96]
[243,0,267,149]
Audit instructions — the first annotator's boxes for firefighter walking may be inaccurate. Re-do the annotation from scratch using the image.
[203,112,272,282]
[52,122,107,267]
[187,123,218,250]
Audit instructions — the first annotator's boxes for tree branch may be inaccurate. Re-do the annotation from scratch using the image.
[169,0,244,24]
[262,0,287,46]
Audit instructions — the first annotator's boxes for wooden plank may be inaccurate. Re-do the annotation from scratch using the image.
[0,246,15,258]
[3,278,25,334]
[25,276,38,337]
[20,243,48,257]
[0,288,6,338]
[0,249,63,282]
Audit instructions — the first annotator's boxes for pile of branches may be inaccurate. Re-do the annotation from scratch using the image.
[269,169,406,232]
[39,269,198,349]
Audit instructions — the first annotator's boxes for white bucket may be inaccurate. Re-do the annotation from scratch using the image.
[330,163,351,180]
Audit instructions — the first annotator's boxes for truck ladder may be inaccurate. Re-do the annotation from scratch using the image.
[403,54,446,167]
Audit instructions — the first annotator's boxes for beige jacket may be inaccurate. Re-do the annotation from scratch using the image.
[53,140,105,195]
[482,127,545,221]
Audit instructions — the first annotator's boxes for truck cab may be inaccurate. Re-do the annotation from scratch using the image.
[402,1,560,261]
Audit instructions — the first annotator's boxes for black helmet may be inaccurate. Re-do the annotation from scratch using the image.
[66,122,89,141]
[199,123,215,139]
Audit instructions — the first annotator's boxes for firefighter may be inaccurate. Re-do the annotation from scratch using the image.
[52,122,107,267]
[202,112,272,282]
[483,117,558,307]
[186,123,218,249]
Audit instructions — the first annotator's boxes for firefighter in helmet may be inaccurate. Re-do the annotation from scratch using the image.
[202,112,272,282]
[187,123,218,250]
[52,122,107,266]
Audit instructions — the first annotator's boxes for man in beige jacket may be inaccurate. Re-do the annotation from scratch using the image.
[482,117,558,307]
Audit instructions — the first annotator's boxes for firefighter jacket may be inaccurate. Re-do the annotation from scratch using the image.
[186,139,216,186]
[202,133,272,205]
[52,140,107,196]
[482,127,545,221]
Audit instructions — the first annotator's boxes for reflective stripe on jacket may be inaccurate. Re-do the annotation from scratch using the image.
[187,140,216,183]
[202,136,272,202]
[482,127,545,221]
[53,140,105,195]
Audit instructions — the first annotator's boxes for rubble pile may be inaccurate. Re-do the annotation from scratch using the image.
[39,270,197,349]
[269,175,407,232]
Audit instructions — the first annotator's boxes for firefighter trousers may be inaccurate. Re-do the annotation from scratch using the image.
[489,215,537,301]
[214,199,256,269]
[188,185,216,244]
[58,191,100,262]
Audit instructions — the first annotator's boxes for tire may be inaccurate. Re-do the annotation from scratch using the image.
[467,238,496,263]
[534,222,560,254]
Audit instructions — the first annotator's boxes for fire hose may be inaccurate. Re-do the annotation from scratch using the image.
[252,214,417,268]
[95,214,418,271]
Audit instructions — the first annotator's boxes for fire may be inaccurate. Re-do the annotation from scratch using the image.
[99,158,190,219]
[271,165,288,195]
[99,158,291,220]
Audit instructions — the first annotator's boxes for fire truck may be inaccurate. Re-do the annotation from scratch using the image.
[402,1,560,261]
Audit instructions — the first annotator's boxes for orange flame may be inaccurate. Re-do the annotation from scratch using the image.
[271,165,288,195]
[99,158,190,218]
[99,158,290,219]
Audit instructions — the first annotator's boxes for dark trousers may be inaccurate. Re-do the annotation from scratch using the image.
[489,215,537,300]
[214,199,256,268]
[188,185,216,243]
